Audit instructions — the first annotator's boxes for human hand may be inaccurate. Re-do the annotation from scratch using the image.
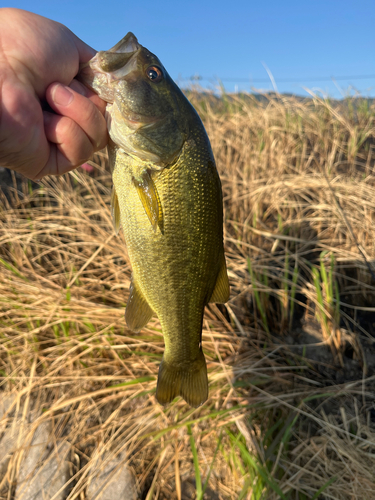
[0,8,108,180]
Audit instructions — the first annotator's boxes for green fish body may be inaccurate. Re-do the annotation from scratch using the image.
[79,33,229,407]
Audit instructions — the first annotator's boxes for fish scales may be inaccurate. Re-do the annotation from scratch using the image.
[79,33,230,407]
[112,132,222,355]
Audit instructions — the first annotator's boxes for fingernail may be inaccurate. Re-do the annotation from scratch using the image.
[52,84,73,106]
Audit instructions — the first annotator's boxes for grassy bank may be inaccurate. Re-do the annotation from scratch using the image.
[1,91,375,499]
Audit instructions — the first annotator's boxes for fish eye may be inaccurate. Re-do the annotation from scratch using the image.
[146,65,163,83]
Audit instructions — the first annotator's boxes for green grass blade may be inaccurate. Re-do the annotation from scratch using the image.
[247,258,269,333]
[0,257,27,281]
[202,432,223,497]
[311,475,337,500]
[187,424,202,499]
[108,375,155,389]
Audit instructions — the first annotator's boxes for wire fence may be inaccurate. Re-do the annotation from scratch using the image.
[179,73,375,83]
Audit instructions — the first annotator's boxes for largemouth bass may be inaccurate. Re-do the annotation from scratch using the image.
[79,33,229,407]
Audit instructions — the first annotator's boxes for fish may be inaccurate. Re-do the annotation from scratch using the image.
[78,33,230,407]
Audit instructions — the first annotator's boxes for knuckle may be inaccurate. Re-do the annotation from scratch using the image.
[74,138,94,166]
[82,99,99,125]
[54,120,94,169]
[80,101,107,146]
[56,115,78,140]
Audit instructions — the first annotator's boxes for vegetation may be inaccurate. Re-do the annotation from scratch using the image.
[1,90,375,499]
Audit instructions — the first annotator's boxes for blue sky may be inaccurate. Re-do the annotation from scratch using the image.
[5,1,375,98]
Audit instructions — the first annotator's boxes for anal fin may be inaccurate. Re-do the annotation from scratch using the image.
[133,170,164,233]
[209,252,230,303]
[125,280,154,332]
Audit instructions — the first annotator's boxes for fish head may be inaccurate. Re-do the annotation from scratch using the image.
[79,33,188,166]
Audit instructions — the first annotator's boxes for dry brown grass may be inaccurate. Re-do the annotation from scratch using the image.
[1,91,375,499]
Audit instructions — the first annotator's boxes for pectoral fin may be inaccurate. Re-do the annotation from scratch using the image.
[110,185,121,234]
[125,280,154,332]
[209,253,230,303]
[133,171,163,233]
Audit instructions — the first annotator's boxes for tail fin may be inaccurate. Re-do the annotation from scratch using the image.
[155,351,208,408]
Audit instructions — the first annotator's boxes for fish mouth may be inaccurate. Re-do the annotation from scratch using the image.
[106,100,166,135]
[78,32,165,130]
[78,32,141,102]
[108,32,140,54]
[123,113,166,130]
